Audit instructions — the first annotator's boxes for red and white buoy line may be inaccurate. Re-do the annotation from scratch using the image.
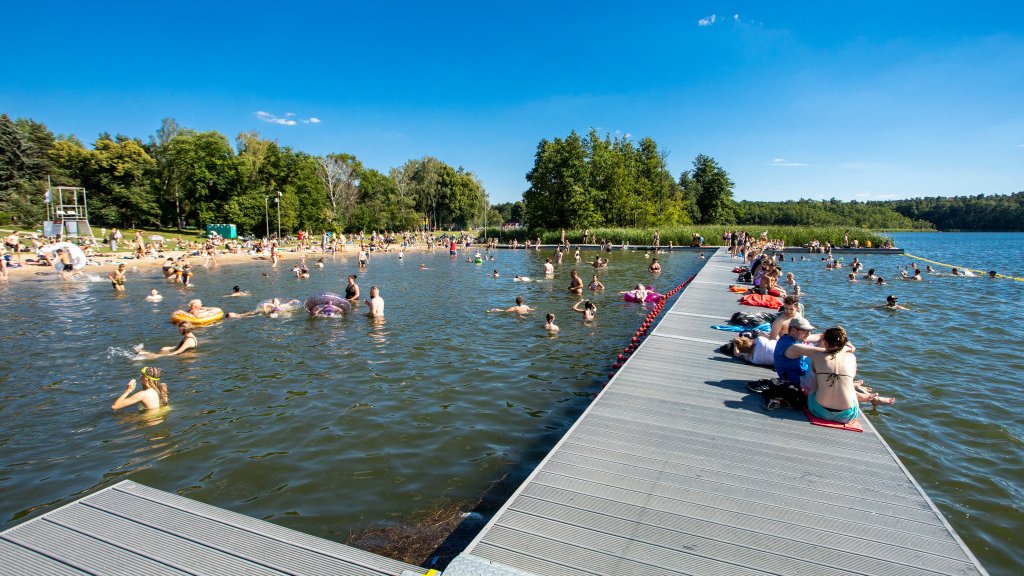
[609,273,698,380]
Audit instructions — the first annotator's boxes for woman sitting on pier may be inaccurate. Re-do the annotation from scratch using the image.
[808,326,894,423]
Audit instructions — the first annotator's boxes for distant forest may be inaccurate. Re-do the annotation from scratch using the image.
[731,194,1024,232]
[874,193,1024,231]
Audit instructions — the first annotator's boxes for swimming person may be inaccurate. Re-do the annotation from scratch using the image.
[227,298,301,318]
[111,367,168,411]
[807,326,894,424]
[145,289,162,302]
[490,296,534,314]
[226,285,250,296]
[543,258,554,275]
[108,263,127,291]
[184,299,214,318]
[180,263,194,287]
[572,299,597,321]
[621,283,649,302]
[345,274,360,303]
[543,313,560,333]
[365,286,384,317]
[648,258,661,273]
[879,295,910,311]
[140,321,197,358]
[568,270,583,294]
[588,275,604,291]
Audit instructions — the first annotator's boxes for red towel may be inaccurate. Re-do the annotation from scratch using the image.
[739,293,782,309]
[805,410,864,432]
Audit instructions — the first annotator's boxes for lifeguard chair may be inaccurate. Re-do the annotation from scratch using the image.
[44,185,95,240]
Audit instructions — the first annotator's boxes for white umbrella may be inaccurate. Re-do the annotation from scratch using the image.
[38,242,88,272]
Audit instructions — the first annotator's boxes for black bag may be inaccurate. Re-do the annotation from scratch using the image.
[729,311,775,328]
[736,271,752,283]
[760,380,807,410]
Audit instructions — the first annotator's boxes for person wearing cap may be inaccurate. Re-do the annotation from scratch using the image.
[880,295,910,311]
[773,316,836,392]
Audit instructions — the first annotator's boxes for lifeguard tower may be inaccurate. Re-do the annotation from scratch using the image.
[43,185,95,239]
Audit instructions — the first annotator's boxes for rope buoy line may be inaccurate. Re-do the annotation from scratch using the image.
[609,273,698,380]
[904,252,1024,283]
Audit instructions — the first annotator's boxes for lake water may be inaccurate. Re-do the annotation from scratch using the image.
[0,248,701,557]
[1,234,1019,574]
[783,232,1022,575]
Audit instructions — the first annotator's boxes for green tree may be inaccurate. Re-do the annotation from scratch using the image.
[166,130,236,228]
[682,154,734,224]
[148,118,184,228]
[523,130,599,229]
[87,137,158,228]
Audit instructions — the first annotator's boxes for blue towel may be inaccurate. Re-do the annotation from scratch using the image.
[711,323,770,332]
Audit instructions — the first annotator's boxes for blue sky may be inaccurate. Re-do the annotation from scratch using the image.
[3,1,1022,204]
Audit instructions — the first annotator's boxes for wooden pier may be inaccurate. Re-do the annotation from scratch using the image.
[0,248,982,575]
[0,480,422,576]
[444,247,985,575]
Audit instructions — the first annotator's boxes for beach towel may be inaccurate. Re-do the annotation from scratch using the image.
[711,323,771,333]
[739,293,782,310]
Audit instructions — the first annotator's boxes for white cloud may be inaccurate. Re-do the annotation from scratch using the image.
[767,158,811,167]
[854,192,871,198]
[255,111,320,126]
[1017,143,1024,148]
[874,194,897,199]
[698,14,717,26]
[733,14,740,22]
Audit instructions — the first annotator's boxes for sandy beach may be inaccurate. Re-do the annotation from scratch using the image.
[0,245,425,283]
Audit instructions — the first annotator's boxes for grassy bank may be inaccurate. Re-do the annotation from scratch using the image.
[481,225,892,248]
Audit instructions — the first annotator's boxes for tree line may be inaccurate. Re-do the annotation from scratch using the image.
[3,115,1019,234]
[0,114,492,234]
[876,193,1024,231]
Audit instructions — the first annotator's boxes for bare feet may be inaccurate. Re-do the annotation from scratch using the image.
[870,395,895,406]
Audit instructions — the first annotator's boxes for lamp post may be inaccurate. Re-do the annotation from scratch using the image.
[275,191,282,240]
[264,196,270,240]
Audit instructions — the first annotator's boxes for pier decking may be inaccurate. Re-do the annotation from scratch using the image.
[447,247,986,575]
[0,480,421,576]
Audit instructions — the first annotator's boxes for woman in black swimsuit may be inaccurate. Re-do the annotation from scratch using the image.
[141,321,197,358]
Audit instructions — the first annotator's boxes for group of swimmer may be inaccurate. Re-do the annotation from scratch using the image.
[487,245,674,335]
[112,262,388,413]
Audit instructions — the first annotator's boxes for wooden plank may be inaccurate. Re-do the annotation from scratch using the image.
[460,247,988,576]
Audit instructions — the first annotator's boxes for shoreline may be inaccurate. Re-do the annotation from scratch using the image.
[0,242,905,283]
